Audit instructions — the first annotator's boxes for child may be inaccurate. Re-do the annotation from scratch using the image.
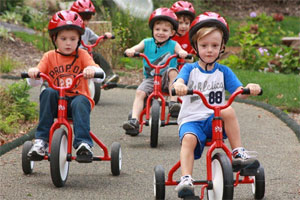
[27,10,105,162]
[171,1,196,54]
[172,12,262,197]
[71,0,119,84]
[122,8,188,136]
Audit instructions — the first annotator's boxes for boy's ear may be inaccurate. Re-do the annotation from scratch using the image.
[171,29,176,37]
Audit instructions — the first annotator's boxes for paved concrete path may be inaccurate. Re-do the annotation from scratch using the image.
[0,88,299,200]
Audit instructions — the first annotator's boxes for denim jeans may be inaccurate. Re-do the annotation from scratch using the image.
[35,88,93,148]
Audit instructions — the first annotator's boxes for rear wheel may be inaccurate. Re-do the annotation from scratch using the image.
[154,165,165,200]
[251,165,265,199]
[207,153,234,200]
[22,141,34,174]
[150,99,160,148]
[50,128,69,187]
[111,142,122,176]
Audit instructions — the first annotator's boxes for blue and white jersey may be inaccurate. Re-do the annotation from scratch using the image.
[177,62,242,126]
[143,38,177,78]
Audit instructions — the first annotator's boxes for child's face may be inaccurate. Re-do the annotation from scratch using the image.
[55,29,80,55]
[153,22,175,43]
[177,17,191,36]
[197,30,223,64]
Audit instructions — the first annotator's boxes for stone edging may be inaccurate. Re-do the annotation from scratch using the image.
[0,85,299,157]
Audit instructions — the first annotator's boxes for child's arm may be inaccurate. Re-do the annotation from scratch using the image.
[174,43,188,58]
[237,83,262,99]
[26,67,43,87]
[124,40,145,57]
[173,78,188,96]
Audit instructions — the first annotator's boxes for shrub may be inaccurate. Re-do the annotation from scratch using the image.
[220,13,300,74]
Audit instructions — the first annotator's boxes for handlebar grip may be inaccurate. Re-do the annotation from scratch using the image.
[185,54,193,59]
[187,89,193,95]
[21,72,29,78]
[94,72,104,79]
[171,88,193,96]
[21,72,40,78]
[242,88,263,96]
[124,52,140,57]
[171,88,176,96]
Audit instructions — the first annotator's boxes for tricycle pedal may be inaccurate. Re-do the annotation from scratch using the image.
[75,155,93,163]
[233,158,260,173]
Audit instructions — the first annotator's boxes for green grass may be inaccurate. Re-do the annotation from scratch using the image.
[233,69,300,112]
[0,53,19,73]
[14,31,52,52]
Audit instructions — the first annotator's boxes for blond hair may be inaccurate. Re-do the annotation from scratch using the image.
[191,27,223,44]
[154,20,174,30]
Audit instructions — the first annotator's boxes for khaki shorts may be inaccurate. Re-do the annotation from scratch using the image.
[137,68,178,96]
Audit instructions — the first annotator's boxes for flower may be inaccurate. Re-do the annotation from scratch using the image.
[250,12,257,18]
[258,47,269,56]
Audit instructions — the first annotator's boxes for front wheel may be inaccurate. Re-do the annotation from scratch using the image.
[50,128,69,187]
[150,99,160,148]
[251,165,265,199]
[22,141,34,174]
[111,142,122,176]
[207,153,234,200]
[154,165,165,200]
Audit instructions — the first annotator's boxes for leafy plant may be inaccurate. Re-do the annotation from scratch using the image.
[0,10,23,24]
[0,26,14,41]
[14,31,52,52]
[0,81,38,135]
[220,12,300,74]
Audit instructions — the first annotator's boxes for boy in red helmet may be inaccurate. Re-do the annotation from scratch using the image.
[26,10,105,162]
[171,1,196,55]
[71,0,119,84]
[122,8,188,136]
[172,12,262,197]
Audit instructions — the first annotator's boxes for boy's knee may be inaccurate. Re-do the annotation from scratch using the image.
[221,106,236,119]
[168,69,178,78]
[135,90,146,99]
[182,133,197,144]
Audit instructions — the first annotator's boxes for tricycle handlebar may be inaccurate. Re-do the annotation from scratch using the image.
[81,34,115,53]
[171,88,263,110]
[21,72,103,91]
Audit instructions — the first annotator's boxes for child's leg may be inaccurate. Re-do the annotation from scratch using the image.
[70,95,93,149]
[131,89,147,119]
[168,68,178,102]
[180,134,197,176]
[221,106,242,149]
[36,88,58,142]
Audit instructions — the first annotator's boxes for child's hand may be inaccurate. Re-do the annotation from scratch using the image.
[104,32,113,39]
[173,80,188,96]
[28,67,40,79]
[245,83,261,96]
[124,48,135,57]
[83,67,95,79]
[178,50,188,59]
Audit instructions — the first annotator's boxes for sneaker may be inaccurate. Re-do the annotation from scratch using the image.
[123,118,139,136]
[232,147,258,169]
[175,175,195,198]
[27,139,48,160]
[105,74,119,84]
[75,143,93,163]
[169,101,181,118]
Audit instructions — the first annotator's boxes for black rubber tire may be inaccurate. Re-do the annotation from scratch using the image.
[111,142,122,176]
[93,82,101,105]
[154,165,165,200]
[207,153,234,200]
[150,99,160,148]
[22,141,34,174]
[50,128,69,187]
[252,165,265,200]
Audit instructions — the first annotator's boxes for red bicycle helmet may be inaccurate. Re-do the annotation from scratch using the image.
[48,10,85,37]
[170,1,195,21]
[189,11,229,49]
[70,0,95,14]
[148,8,178,31]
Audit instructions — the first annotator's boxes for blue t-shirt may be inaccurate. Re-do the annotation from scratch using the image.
[176,62,242,126]
[143,38,177,78]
